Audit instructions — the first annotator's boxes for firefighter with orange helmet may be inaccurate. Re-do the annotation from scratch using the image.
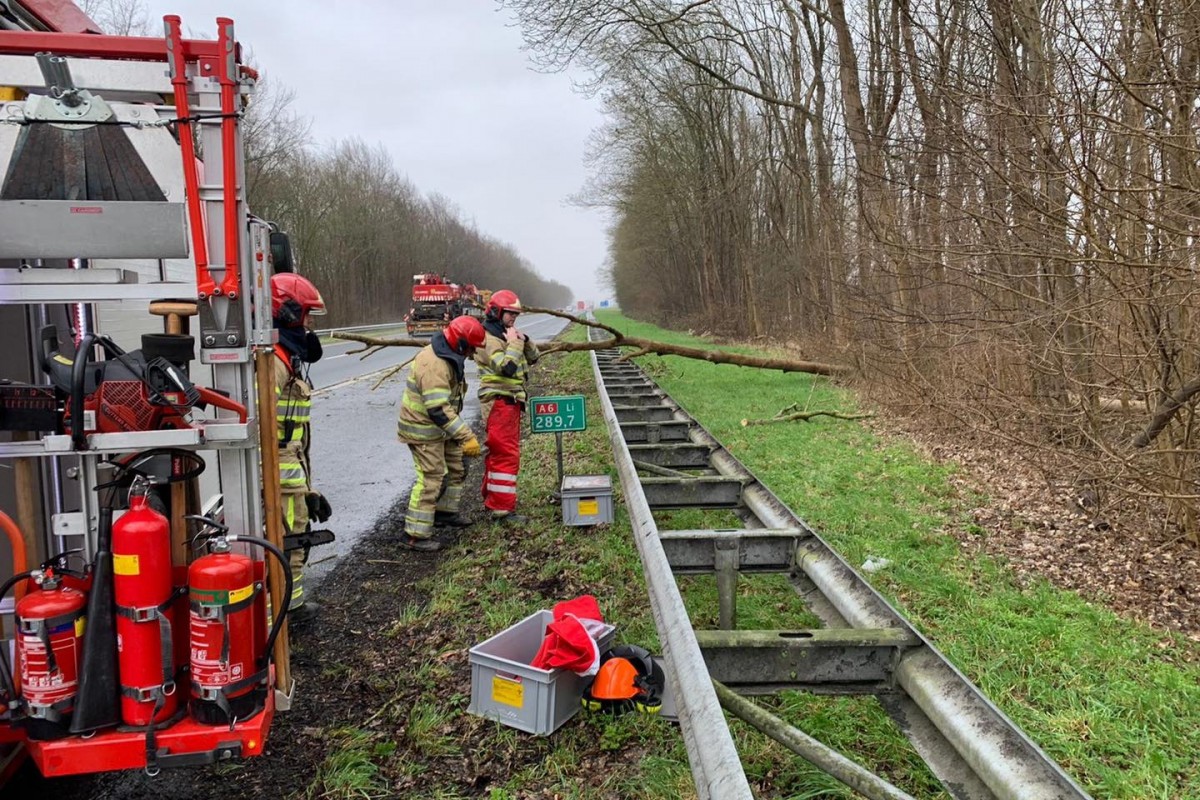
[396,315,486,550]
[270,272,332,619]
[475,289,540,523]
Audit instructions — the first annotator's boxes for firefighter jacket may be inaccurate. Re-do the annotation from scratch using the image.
[273,344,313,496]
[397,333,473,444]
[476,317,540,404]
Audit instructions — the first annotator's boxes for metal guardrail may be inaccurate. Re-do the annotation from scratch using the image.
[589,332,755,799]
[587,329,1093,800]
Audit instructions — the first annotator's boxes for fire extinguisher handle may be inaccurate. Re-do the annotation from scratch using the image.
[185,514,228,534]
[226,534,291,669]
[39,549,86,577]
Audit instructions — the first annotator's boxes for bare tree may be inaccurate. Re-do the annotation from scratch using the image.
[76,0,151,36]
[503,0,1200,542]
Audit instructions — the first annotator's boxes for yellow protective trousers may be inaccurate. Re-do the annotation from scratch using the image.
[405,439,466,539]
[283,490,309,608]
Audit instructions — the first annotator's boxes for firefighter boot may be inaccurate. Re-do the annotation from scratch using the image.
[399,534,445,552]
[289,601,321,624]
[490,511,530,525]
[434,511,474,529]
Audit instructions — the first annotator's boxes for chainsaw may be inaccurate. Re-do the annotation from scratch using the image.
[0,326,246,449]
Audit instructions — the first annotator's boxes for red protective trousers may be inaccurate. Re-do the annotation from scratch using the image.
[482,398,522,513]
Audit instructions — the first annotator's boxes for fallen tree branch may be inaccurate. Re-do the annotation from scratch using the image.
[1132,375,1200,448]
[372,355,416,390]
[620,346,653,361]
[334,309,851,378]
[741,410,874,426]
[336,332,434,351]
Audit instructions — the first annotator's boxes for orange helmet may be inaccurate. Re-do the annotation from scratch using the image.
[581,645,664,715]
[590,657,641,701]
[486,289,522,320]
[271,273,326,327]
[444,315,485,355]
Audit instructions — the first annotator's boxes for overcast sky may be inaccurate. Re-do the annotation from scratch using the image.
[141,0,611,302]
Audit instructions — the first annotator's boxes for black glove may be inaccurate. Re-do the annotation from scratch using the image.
[306,491,333,523]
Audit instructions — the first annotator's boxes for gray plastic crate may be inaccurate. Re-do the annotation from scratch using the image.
[468,609,616,735]
[561,474,614,526]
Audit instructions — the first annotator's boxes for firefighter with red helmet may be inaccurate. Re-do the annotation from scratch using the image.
[396,315,486,551]
[271,272,332,619]
[476,289,540,523]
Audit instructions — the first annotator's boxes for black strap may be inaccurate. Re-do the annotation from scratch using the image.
[20,694,73,723]
[187,583,259,619]
[23,608,83,676]
[144,689,166,776]
[191,666,268,730]
[117,587,185,693]
[190,583,260,667]
[34,619,57,676]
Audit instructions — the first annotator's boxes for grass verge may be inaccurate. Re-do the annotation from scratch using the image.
[596,309,1200,800]
[309,312,1198,799]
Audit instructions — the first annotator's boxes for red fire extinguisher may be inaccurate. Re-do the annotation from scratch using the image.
[12,566,87,740]
[113,479,179,726]
[188,520,291,726]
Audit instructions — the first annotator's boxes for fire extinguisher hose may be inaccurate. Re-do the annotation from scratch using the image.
[227,535,292,676]
[0,512,27,588]
[69,332,97,451]
[0,570,35,712]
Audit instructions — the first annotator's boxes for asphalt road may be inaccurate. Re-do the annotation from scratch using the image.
[302,313,568,588]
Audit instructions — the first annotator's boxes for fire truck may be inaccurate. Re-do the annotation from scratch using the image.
[405,273,485,335]
[0,2,305,784]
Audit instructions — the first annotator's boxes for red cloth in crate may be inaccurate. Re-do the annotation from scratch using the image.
[530,595,606,675]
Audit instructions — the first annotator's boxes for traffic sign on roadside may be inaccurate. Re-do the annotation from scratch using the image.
[529,395,586,433]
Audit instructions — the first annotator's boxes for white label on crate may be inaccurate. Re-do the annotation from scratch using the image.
[578,499,599,516]
[492,675,524,708]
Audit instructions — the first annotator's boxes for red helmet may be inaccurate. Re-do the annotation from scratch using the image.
[271,273,326,327]
[444,315,485,355]
[486,289,522,319]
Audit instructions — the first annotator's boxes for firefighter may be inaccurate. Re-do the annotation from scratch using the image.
[271,273,332,619]
[397,315,486,551]
[476,289,540,523]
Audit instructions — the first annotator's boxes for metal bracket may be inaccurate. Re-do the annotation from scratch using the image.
[154,742,242,769]
[24,89,112,127]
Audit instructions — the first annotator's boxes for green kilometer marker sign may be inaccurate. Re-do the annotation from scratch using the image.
[529,395,586,433]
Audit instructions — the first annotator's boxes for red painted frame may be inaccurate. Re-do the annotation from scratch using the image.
[0,29,230,63]
[25,688,274,776]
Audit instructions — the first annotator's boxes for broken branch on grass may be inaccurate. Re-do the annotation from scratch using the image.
[741,410,874,426]
[619,346,653,361]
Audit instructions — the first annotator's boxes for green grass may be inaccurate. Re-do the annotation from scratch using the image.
[312,311,1199,799]
[306,728,394,800]
[595,310,1200,799]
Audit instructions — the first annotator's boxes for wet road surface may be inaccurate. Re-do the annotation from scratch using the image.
[303,314,567,587]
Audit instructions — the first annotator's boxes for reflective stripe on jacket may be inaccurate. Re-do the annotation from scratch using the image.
[397,343,470,443]
[274,346,312,494]
[476,329,539,403]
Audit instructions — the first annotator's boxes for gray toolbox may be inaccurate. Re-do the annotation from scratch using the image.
[468,609,616,735]
[560,474,615,526]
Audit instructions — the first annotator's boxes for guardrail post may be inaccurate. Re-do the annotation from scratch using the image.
[715,538,739,630]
